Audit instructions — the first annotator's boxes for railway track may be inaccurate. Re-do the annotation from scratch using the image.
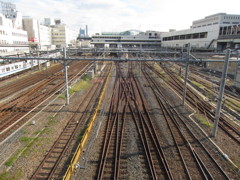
[96,62,173,179]
[142,65,232,179]
[0,61,91,141]
[172,62,240,99]
[145,62,240,144]
[97,77,127,180]
[169,62,240,120]
[72,61,239,179]
[30,64,112,179]
[0,64,63,100]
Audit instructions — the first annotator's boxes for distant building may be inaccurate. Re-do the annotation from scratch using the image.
[0,1,23,29]
[22,17,40,43]
[51,24,78,48]
[22,17,52,50]
[44,18,55,26]
[79,28,85,37]
[161,13,240,51]
[0,0,16,18]
[39,25,52,49]
[91,30,162,49]
[0,13,28,56]
[191,13,240,28]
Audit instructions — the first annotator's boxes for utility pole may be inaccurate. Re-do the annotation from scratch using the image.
[46,47,49,70]
[234,50,239,84]
[37,47,40,71]
[63,47,69,105]
[182,43,190,105]
[212,49,231,137]
[29,51,33,71]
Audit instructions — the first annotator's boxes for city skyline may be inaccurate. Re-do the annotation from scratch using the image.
[10,0,240,35]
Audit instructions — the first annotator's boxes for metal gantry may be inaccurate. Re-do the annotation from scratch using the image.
[0,48,239,138]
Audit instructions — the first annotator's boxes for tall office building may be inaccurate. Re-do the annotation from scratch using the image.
[44,18,55,26]
[0,0,17,18]
[79,28,85,37]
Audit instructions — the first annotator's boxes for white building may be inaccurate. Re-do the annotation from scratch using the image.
[39,24,52,49]
[68,28,78,47]
[192,13,240,28]
[161,13,240,50]
[0,13,28,56]
[162,25,219,49]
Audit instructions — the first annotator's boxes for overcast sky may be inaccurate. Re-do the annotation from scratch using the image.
[12,0,240,35]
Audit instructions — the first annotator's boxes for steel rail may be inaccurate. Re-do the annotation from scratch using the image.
[143,67,211,179]
[31,64,111,179]
[122,64,173,179]
[31,78,101,179]
[146,62,240,144]
[132,76,173,179]
[143,64,230,179]
[0,62,91,136]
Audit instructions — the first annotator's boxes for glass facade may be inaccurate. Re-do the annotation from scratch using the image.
[0,1,17,18]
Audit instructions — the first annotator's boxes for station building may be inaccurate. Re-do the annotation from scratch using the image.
[91,30,162,49]
[161,13,240,51]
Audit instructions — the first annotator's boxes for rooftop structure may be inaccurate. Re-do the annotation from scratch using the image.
[101,30,142,36]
